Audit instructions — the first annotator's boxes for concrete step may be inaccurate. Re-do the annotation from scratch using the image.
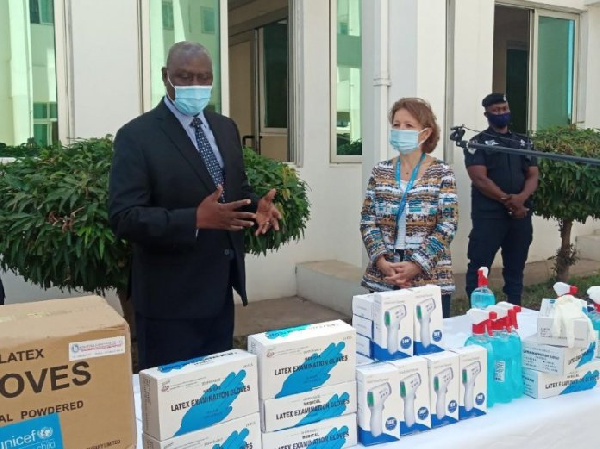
[576,234,600,261]
[296,260,367,317]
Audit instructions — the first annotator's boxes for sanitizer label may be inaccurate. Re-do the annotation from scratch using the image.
[494,361,506,383]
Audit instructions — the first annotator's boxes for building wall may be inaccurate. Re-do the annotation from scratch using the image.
[3,0,599,306]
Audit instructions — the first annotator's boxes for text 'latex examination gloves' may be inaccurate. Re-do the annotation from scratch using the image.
[550,295,594,348]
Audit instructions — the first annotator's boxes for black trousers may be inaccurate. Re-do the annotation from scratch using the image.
[466,214,533,305]
[135,256,236,370]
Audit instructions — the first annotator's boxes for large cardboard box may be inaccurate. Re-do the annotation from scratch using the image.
[0,296,136,448]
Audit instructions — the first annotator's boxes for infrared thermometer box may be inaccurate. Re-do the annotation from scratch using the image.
[353,294,375,320]
[248,320,356,400]
[356,362,401,445]
[408,285,444,355]
[372,290,414,360]
[451,346,487,419]
[388,356,431,436]
[423,351,459,428]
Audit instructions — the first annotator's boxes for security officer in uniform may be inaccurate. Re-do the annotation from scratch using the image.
[464,93,539,305]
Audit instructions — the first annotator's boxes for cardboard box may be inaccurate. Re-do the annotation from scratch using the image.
[0,296,136,448]
[522,336,596,376]
[356,334,372,358]
[537,298,594,348]
[142,412,261,449]
[388,357,431,436]
[356,362,401,445]
[372,291,414,360]
[352,294,374,320]
[356,354,373,366]
[423,352,459,428]
[262,414,357,449]
[140,349,258,441]
[248,320,356,400]
[451,346,488,420]
[408,285,444,355]
[352,314,373,338]
[261,381,356,432]
[523,359,600,399]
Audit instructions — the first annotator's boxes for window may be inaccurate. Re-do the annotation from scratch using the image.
[332,0,362,162]
[30,0,54,25]
[261,21,288,130]
[148,0,222,113]
[1,0,59,146]
[492,5,578,133]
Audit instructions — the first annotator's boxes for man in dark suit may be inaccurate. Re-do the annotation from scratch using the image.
[109,41,281,370]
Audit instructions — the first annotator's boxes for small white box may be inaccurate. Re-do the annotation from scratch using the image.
[142,413,262,449]
[409,285,444,355]
[523,359,600,399]
[388,356,431,436]
[140,349,258,441]
[261,381,357,432]
[353,314,373,338]
[537,298,594,348]
[353,294,374,320]
[423,351,459,428]
[261,414,357,449]
[451,346,488,420]
[357,334,372,358]
[248,320,356,400]
[522,336,596,375]
[356,362,401,445]
[372,290,414,360]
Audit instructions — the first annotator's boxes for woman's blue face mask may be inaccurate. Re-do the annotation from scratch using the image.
[389,128,429,155]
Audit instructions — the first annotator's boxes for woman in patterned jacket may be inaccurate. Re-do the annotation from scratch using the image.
[360,98,458,317]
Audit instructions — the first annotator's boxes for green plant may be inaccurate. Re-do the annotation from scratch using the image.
[0,139,44,158]
[532,125,600,281]
[337,138,362,156]
[243,148,310,255]
[0,140,311,294]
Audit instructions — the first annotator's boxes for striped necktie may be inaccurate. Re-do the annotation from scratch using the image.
[190,116,225,200]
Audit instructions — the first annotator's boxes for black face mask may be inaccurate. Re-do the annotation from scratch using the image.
[486,112,511,128]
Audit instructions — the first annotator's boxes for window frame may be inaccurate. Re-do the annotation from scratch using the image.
[530,9,579,131]
[330,0,361,164]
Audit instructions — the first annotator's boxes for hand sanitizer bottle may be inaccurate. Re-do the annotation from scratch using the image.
[487,306,513,404]
[497,302,524,399]
[465,308,497,407]
[470,267,496,309]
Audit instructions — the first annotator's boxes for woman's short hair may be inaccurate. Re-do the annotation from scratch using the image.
[388,98,440,154]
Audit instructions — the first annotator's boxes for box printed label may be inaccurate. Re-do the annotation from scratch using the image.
[69,336,126,361]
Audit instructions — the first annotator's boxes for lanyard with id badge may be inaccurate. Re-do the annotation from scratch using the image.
[394,153,425,246]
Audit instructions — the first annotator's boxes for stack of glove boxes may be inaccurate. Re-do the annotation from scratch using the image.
[522,298,600,398]
[352,285,444,361]
[140,350,262,448]
[248,320,358,449]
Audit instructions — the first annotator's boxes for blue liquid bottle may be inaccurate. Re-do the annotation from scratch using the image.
[465,308,497,408]
[497,302,524,399]
[470,267,495,309]
[487,306,513,404]
[587,286,600,358]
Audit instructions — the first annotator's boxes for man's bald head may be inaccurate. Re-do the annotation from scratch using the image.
[166,41,212,70]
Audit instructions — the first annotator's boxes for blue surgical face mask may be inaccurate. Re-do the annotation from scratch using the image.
[486,111,511,128]
[168,76,212,116]
[389,128,429,155]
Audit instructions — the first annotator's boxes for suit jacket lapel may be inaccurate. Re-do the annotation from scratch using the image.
[155,102,217,194]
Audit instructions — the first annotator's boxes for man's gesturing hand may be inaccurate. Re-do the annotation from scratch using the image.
[196,186,256,231]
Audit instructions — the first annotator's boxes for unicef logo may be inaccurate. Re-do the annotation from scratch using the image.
[417,407,429,420]
[385,417,397,431]
[37,427,53,439]
[448,400,457,413]
[400,336,412,350]
[432,330,442,342]
[71,344,80,353]
[475,393,485,406]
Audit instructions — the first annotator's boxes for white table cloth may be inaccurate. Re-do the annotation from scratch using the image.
[133,309,600,448]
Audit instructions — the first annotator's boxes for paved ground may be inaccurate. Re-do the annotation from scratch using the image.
[233,258,600,337]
